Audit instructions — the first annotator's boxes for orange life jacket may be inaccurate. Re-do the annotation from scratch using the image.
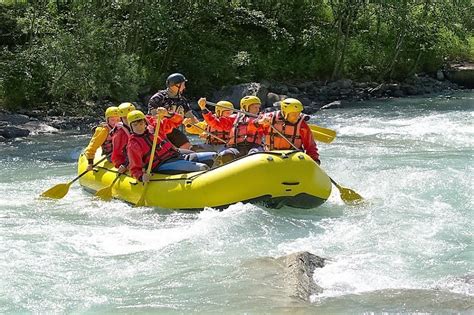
[265,111,304,150]
[205,125,231,145]
[227,114,262,147]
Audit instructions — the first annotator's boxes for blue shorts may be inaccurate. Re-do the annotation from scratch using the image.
[154,152,216,174]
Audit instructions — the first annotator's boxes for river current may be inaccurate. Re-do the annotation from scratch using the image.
[0,92,472,313]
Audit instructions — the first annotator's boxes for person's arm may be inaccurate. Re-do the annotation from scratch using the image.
[111,129,127,168]
[84,126,108,164]
[249,113,272,135]
[146,110,182,135]
[300,121,320,164]
[161,112,184,134]
[127,138,145,181]
[202,111,235,131]
[181,96,197,119]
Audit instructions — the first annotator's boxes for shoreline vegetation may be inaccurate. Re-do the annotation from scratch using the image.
[0,76,471,142]
[1,1,473,141]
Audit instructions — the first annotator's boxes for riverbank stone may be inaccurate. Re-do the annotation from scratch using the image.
[0,126,30,139]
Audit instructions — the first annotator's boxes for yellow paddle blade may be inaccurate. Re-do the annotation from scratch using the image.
[40,183,71,199]
[135,180,151,207]
[135,193,146,207]
[339,186,364,204]
[329,177,364,205]
[95,175,121,201]
[309,124,336,143]
[311,130,335,144]
[94,186,113,201]
[184,120,207,135]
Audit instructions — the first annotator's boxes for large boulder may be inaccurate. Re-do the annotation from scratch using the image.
[22,121,59,135]
[266,92,281,107]
[0,126,30,139]
[444,63,474,88]
[211,82,269,108]
[0,113,30,125]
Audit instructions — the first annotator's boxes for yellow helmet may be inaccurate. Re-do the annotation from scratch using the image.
[281,98,303,119]
[104,106,119,119]
[118,102,136,118]
[127,110,146,125]
[240,95,261,111]
[215,101,234,116]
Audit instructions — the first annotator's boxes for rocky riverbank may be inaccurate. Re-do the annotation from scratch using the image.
[0,73,468,141]
[211,73,464,113]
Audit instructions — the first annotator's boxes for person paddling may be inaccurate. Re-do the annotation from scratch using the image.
[111,102,136,173]
[252,98,320,164]
[147,73,199,150]
[198,95,264,166]
[127,110,216,182]
[84,106,120,171]
[188,100,235,152]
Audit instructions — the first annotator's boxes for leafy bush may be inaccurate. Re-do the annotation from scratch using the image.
[1,1,472,110]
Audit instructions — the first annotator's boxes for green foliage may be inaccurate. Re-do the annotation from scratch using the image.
[0,0,472,110]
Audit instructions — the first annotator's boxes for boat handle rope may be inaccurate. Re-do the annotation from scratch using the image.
[95,150,300,184]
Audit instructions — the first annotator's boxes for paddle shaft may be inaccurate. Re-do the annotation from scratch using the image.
[146,119,161,175]
[73,156,108,184]
[206,101,258,118]
[265,118,360,202]
[111,173,121,185]
[136,116,161,206]
[185,123,227,144]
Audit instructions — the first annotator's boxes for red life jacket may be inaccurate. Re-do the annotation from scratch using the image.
[103,124,119,157]
[265,111,304,150]
[205,125,231,145]
[227,114,262,147]
[119,124,131,160]
[132,132,179,170]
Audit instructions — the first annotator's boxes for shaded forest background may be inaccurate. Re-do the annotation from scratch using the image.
[1,1,472,111]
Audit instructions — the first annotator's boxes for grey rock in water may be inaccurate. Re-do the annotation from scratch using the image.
[22,121,59,135]
[240,251,326,305]
[321,100,342,110]
[276,251,325,301]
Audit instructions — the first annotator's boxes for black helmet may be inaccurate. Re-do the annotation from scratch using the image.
[166,73,187,87]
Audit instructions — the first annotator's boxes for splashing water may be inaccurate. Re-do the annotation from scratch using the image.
[0,92,472,313]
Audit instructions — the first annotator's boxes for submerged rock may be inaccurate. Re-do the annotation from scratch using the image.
[276,251,325,301]
[241,251,325,304]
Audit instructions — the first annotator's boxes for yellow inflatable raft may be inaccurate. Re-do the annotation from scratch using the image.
[78,150,332,209]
